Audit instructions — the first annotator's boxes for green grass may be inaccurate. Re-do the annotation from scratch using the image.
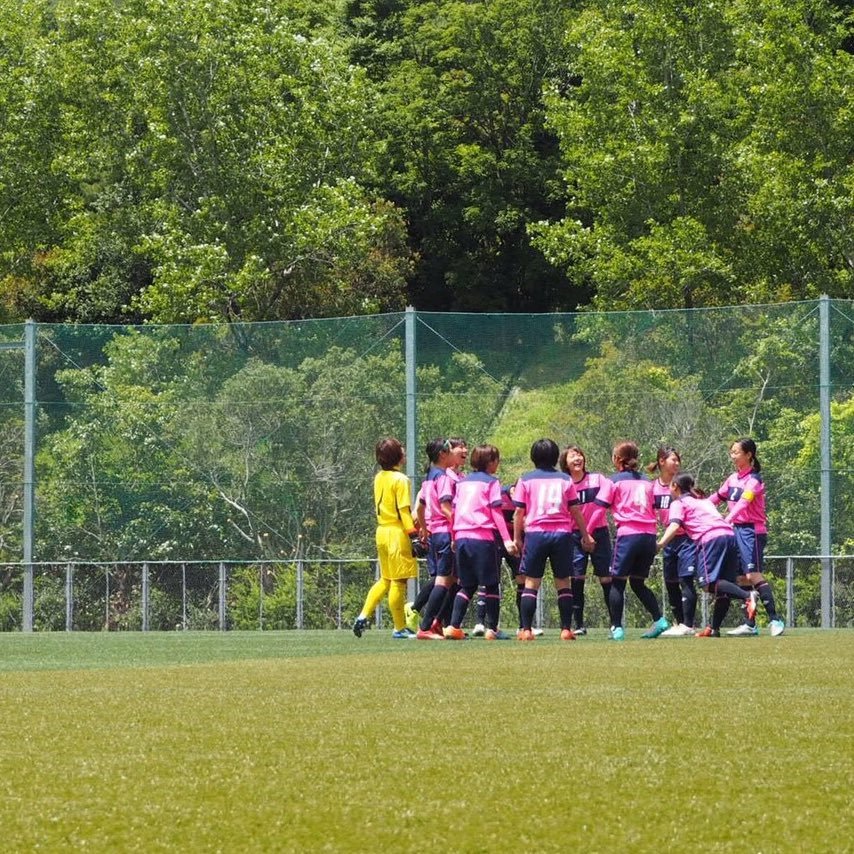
[1,630,852,852]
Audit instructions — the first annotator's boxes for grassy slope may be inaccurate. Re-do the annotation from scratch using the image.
[0,630,851,852]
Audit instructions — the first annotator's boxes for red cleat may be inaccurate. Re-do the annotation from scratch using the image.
[443,625,465,640]
[415,628,444,640]
[560,628,577,641]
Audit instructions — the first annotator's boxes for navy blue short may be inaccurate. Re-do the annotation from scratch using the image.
[520,531,574,580]
[662,535,696,582]
[571,527,612,578]
[427,532,455,578]
[455,538,501,588]
[733,525,766,575]
[610,532,656,578]
[695,534,740,587]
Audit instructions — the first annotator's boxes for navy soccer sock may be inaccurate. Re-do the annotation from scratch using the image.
[450,585,476,628]
[571,577,586,628]
[520,588,538,630]
[557,587,574,630]
[413,578,434,613]
[630,577,662,621]
[608,579,626,628]
[484,583,501,631]
[419,583,450,631]
[681,578,697,627]
[756,581,779,622]
[665,581,684,625]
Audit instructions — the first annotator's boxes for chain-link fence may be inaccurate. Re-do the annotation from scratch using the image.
[0,298,852,630]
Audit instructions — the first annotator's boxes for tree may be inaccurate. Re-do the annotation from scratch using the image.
[533,0,854,310]
[0,0,410,324]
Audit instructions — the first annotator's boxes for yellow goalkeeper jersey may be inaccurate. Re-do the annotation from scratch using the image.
[374,469,415,531]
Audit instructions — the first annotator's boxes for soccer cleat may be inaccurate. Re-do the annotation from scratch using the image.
[695,626,720,637]
[415,628,444,640]
[531,628,544,637]
[471,623,486,637]
[430,618,444,636]
[610,626,625,641]
[352,616,369,638]
[726,624,759,636]
[641,616,670,639]
[661,623,695,637]
[443,625,466,640]
[404,603,420,633]
[573,626,587,636]
[485,628,510,640]
[746,590,759,621]
[769,619,785,637]
[517,628,535,641]
[391,628,413,639]
[560,628,577,641]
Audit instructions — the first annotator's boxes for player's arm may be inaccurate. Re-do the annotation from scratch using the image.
[570,504,595,551]
[657,521,682,550]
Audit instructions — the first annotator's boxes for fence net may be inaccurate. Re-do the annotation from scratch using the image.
[0,299,851,629]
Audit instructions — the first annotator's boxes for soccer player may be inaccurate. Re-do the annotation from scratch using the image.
[559,445,614,635]
[512,438,595,641]
[648,446,699,636]
[657,473,757,637]
[353,437,420,639]
[600,441,670,641]
[472,482,523,637]
[406,438,453,632]
[441,445,517,640]
[711,438,784,636]
[414,438,468,639]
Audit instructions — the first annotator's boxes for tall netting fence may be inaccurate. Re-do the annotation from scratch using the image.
[0,299,851,630]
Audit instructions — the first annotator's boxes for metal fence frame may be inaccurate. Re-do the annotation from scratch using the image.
[0,554,850,632]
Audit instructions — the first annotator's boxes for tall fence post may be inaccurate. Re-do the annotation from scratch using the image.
[337,565,343,629]
[218,562,227,631]
[785,557,794,628]
[296,557,304,630]
[819,295,832,628]
[22,319,37,632]
[405,306,418,604]
[181,562,187,630]
[141,562,149,632]
[65,563,73,631]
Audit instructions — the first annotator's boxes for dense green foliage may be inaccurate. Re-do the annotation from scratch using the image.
[1,0,851,320]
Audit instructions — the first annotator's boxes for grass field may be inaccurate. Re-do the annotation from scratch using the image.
[1,629,852,853]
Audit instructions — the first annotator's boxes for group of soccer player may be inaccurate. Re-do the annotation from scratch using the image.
[352,433,786,641]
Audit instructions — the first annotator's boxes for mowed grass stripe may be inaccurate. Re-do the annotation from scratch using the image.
[0,631,851,852]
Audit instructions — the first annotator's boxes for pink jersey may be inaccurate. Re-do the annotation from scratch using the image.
[569,471,612,532]
[605,471,656,535]
[712,468,766,533]
[669,495,734,544]
[652,478,685,536]
[513,469,580,533]
[419,465,452,534]
[446,472,510,542]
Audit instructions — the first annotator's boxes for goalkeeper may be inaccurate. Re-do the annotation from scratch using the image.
[353,437,422,639]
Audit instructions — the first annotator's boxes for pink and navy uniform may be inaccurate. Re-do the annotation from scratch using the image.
[711,468,766,574]
[419,465,455,577]
[446,472,511,590]
[668,495,740,587]
[603,472,656,578]
[653,478,696,581]
[513,469,580,580]
[570,472,613,577]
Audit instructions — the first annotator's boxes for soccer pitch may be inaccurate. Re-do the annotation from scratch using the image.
[0,630,851,852]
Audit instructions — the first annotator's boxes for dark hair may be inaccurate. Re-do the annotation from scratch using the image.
[471,444,500,472]
[531,438,560,469]
[375,437,404,470]
[559,444,586,475]
[424,438,447,469]
[732,437,760,472]
[447,437,467,449]
[646,445,681,474]
[612,441,640,472]
[672,472,707,499]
